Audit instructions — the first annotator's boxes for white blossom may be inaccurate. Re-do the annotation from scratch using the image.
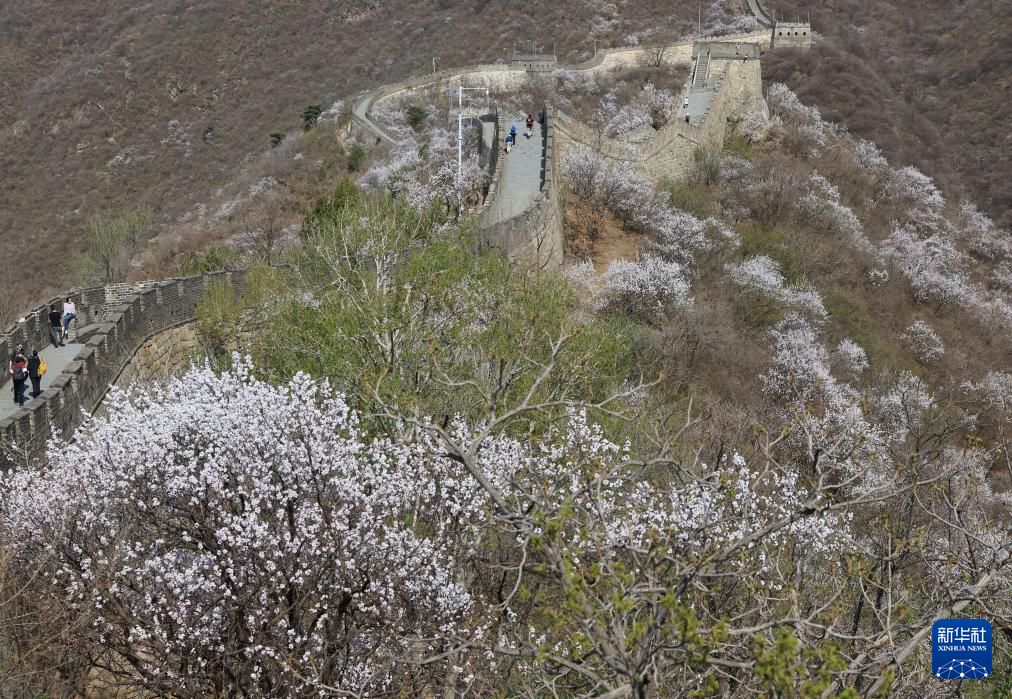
[834,339,869,376]
[596,255,693,320]
[900,320,944,363]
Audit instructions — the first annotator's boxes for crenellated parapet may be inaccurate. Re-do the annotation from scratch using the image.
[0,271,248,468]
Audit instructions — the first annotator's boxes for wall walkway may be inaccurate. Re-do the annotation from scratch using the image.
[348,22,785,269]
[0,272,247,469]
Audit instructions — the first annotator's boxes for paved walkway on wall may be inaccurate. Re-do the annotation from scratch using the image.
[0,341,84,422]
[679,87,718,126]
[485,116,543,225]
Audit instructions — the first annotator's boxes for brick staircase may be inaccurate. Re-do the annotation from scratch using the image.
[693,50,710,88]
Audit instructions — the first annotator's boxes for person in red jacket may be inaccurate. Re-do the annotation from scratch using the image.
[10,354,28,407]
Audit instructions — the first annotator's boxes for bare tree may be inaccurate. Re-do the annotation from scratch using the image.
[75,209,156,284]
[639,44,668,68]
[0,267,23,329]
[237,186,287,264]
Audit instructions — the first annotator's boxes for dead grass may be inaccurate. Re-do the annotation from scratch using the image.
[564,193,642,269]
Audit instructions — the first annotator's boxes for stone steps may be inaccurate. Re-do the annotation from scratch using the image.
[693,51,710,89]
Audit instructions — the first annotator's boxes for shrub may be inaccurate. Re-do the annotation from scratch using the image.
[900,320,945,364]
[722,136,754,162]
[269,131,286,147]
[178,244,243,275]
[690,146,722,186]
[596,255,692,322]
[74,209,157,284]
[347,144,367,171]
[406,104,427,128]
[301,104,323,129]
[300,177,362,239]
[659,178,712,219]
[737,223,805,286]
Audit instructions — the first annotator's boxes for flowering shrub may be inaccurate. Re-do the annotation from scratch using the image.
[646,207,738,264]
[900,320,945,363]
[728,254,784,295]
[1,358,485,696]
[765,83,828,157]
[1,358,871,697]
[595,255,692,320]
[991,262,1012,292]
[961,371,1012,418]
[874,371,937,439]
[738,110,769,142]
[879,165,945,215]
[853,138,888,174]
[561,145,643,212]
[879,223,971,306]
[762,313,846,405]
[834,338,870,376]
[958,202,1011,260]
[728,255,828,322]
[362,127,487,218]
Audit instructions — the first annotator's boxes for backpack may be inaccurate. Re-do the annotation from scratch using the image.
[38,359,47,377]
[12,364,26,381]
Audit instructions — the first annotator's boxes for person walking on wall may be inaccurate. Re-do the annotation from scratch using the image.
[62,296,77,341]
[10,355,28,407]
[505,130,514,153]
[525,113,534,138]
[48,304,65,347]
[509,123,517,149]
[8,344,26,405]
[27,350,45,399]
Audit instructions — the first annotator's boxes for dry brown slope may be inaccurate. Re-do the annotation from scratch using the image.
[1,0,727,302]
[764,0,1012,227]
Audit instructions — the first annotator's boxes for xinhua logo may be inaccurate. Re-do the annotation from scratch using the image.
[932,619,992,680]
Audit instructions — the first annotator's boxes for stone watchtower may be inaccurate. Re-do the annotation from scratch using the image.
[771,21,813,49]
[745,0,812,49]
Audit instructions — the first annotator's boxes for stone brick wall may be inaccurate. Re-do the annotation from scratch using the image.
[0,271,247,468]
[510,55,558,72]
[478,108,564,270]
[351,27,778,144]
[555,52,763,180]
[115,323,203,389]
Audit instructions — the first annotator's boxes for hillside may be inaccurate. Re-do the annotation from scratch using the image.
[7,0,1011,309]
[0,0,741,309]
[763,0,1012,226]
[2,2,1011,696]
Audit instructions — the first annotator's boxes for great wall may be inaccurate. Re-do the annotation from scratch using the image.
[1,0,808,468]
[351,0,809,270]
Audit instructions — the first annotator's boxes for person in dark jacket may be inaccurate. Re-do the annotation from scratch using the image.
[525,113,535,138]
[27,350,42,399]
[48,304,65,347]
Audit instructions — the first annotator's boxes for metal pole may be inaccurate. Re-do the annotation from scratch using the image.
[457,86,463,183]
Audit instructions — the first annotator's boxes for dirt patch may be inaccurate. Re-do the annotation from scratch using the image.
[564,192,643,270]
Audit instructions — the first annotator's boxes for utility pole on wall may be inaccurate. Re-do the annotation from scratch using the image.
[432,57,438,74]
